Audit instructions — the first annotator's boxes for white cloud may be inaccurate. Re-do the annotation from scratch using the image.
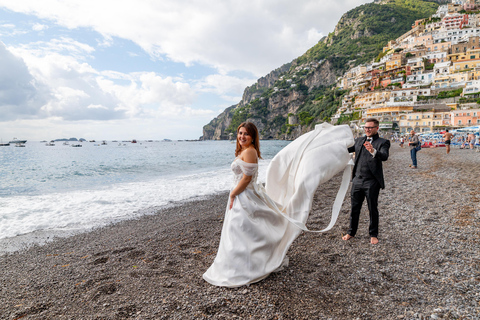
[0,41,49,121]
[0,0,373,76]
[2,37,212,126]
[197,74,256,102]
[32,23,47,31]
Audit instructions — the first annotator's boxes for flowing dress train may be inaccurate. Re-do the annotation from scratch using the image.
[203,123,354,287]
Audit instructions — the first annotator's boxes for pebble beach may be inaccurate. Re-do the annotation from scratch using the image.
[0,144,479,319]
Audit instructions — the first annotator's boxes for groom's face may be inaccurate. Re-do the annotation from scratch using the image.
[364,121,378,137]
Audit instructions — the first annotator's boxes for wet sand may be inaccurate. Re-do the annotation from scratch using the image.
[0,145,479,319]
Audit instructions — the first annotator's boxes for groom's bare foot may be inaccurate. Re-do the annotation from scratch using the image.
[370,237,379,244]
[342,234,354,241]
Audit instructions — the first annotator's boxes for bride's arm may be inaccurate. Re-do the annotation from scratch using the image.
[229,149,257,209]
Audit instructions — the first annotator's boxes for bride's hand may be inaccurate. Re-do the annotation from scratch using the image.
[229,194,235,210]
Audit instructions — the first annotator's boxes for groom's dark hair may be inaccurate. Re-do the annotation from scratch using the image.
[365,118,379,127]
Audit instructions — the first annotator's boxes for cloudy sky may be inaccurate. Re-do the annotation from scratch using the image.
[0,0,372,141]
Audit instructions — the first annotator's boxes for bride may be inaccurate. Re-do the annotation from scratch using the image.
[203,121,354,287]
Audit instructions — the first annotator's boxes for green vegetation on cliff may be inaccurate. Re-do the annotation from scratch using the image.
[296,0,438,72]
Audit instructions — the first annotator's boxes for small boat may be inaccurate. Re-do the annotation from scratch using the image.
[132,139,137,143]
[46,141,55,146]
[0,139,9,146]
[15,143,26,147]
[71,144,82,147]
[10,138,27,144]
[101,140,107,145]
[63,141,69,145]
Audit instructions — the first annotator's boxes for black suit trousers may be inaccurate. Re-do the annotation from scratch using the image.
[348,177,380,238]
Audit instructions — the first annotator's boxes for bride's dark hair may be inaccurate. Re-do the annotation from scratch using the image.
[235,122,262,159]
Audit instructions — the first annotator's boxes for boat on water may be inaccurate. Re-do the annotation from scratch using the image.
[71,143,82,147]
[15,143,26,147]
[45,141,55,146]
[0,139,9,146]
[9,138,27,144]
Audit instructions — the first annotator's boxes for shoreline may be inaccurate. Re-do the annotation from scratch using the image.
[1,145,479,319]
[0,194,228,256]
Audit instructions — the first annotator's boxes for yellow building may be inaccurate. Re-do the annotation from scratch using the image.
[354,91,392,110]
[399,107,451,133]
[432,71,471,89]
[364,105,414,130]
[385,53,406,71]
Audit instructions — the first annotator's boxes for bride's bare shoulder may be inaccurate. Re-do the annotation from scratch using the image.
[240,148,258,164]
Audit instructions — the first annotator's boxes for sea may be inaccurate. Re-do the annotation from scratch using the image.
[0,139,290,254]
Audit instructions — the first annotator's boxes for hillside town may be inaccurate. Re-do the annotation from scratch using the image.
[334,0,480,136]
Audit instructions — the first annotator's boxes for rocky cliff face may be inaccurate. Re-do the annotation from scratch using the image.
[202,60,339,140]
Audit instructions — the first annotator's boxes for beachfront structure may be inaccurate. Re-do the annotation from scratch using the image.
[399,105,451,133]
[451,108,480,126]
[363,105,414,131]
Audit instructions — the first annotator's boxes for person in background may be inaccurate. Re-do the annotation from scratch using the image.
[468,133,476,150]
[408,130,419,169]
[443,130,453,154]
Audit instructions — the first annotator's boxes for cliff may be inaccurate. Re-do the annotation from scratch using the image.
[202,0,439,140]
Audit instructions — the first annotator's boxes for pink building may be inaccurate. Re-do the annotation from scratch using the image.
[451,109,480,127]
[443,14,469,30]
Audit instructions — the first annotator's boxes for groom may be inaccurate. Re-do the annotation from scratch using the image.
[342,118,390,244]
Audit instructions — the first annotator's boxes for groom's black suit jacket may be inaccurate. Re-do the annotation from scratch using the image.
[348,134,390,189]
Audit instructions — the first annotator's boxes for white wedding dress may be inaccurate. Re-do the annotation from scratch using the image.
[203,123,354,287]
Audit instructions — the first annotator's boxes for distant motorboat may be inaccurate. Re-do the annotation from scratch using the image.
[101,141,107,145]
[71,144,82,147]
[15,143,26,147]
[46,141,55,146]
[63,141,69,145]
[132,139,137,143]
[0,139,9,146]
[10,138,27,144]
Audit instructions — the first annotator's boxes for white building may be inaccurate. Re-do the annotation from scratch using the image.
[463,80,480,95]
[404,72,435,88]
[432,5,448,19]
[434,61,452,76]
[432,27,480,44]
[424,51,447,63]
